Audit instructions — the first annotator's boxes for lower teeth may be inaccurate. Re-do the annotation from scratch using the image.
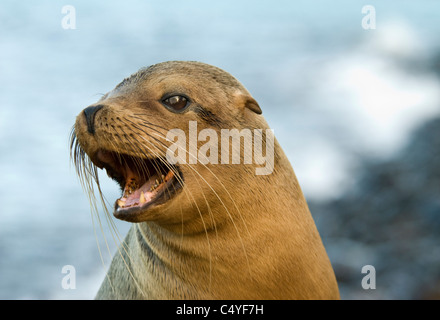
[139,192,146,204]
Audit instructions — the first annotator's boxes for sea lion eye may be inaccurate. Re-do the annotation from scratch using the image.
[162,95,189,111]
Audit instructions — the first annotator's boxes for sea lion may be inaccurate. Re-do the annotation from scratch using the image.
[70,61,340,299]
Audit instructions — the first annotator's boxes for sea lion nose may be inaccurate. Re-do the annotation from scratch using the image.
[83,105,104,134]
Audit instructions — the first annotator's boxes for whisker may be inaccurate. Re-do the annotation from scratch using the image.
[129,118,252,275]
[70,129,118,295]
[120,123,214,288]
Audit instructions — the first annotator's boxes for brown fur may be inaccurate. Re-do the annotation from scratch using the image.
[72,61,340,299]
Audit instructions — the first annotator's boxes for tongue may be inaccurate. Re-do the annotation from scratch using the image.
[118,175,157,208]
[117,170,175,209]
[119,159,159,207]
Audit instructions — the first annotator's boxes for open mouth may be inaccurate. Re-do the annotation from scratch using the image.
[94,150,182,218]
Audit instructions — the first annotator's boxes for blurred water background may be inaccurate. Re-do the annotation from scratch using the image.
[0,0,439,299]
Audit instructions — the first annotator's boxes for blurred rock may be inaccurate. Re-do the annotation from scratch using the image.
[310,116,440,300]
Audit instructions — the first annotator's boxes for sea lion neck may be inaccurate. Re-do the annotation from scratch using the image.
[135,220,221,271]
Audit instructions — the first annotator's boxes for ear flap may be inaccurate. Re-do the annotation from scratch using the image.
[244,97,262,115]
[233,90,263,115]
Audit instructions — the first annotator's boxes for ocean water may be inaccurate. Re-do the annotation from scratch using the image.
[0,0,439,299]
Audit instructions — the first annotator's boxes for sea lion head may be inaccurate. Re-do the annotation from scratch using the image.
[71,61,340,300]
[71,61,269,227]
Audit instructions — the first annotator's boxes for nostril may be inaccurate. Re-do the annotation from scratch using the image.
[83,105,104,134]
